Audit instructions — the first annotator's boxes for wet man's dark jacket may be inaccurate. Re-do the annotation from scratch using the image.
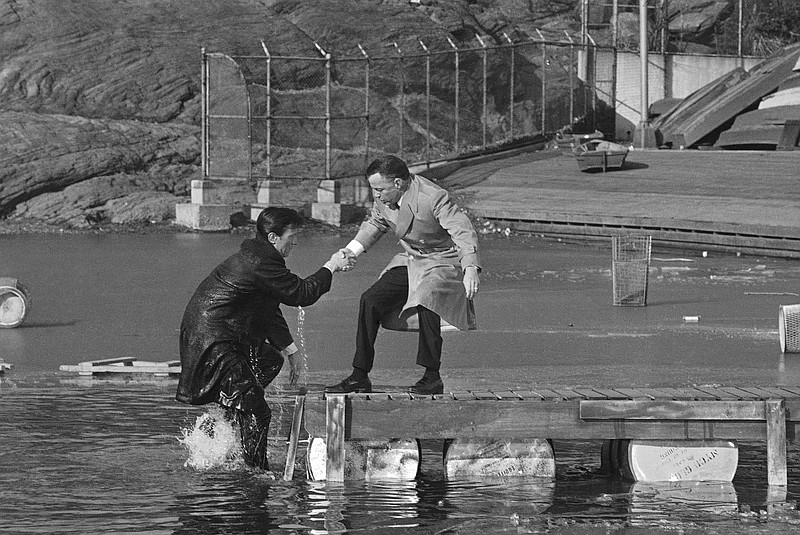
[176,235,332,405]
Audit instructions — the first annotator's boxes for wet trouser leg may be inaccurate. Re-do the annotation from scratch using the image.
[215,342,283,470]
[353,267,408,373]
[416,305,442,370]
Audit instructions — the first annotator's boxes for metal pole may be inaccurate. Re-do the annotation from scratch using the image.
[503,33,514,141]
[738,0,743,61]
[358,44,370,168]
[639,0,649,148]
[265,47,272,180]
[419,39,431,170]
[476,34,488,149]
[611,1,619,134]
[447,37,460,154]
[201,47,208,178]
[537,29,546,134]
[565,31,575,129]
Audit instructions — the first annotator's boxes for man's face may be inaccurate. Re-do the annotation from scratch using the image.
[367,173,404,209]
[271,227,300,257]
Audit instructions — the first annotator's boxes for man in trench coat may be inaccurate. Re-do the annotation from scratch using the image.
[326,155,481,396]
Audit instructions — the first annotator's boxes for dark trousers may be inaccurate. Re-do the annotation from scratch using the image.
[212,341,283,470]
[353,266,442,373]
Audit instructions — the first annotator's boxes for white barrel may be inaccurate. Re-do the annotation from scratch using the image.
[306,437,420,481]
[443,438,555,479]
[0,278,31,329]
[617,439,738,482]
[779,304,800,353]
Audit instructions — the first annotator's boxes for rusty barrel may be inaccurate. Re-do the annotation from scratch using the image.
[0,277,31,328]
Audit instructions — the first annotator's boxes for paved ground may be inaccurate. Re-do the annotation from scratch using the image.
[440,148,800,257]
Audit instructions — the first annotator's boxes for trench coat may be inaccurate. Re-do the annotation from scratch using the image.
[353,173,481,331]
[176,235,332,405]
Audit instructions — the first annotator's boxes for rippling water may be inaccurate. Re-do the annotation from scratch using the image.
[4,231,800,533]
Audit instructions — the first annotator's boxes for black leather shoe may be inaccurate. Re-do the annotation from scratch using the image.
[325,375,372,393]
[408,377,444,395]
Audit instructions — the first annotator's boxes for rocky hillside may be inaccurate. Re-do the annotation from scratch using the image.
[0,0,767,228]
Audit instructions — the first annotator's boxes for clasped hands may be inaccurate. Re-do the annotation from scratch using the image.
[326,248,358,273]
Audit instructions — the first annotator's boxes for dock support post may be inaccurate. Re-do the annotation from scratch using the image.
[283,395,306,481]
[766,399,787,487]
[326,394,347,482]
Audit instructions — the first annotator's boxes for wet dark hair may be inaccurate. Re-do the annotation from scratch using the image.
[365,155,410,181]
[256,207,305,239]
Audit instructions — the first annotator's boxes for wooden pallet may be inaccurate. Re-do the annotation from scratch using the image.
[303,386,797,485]
[59,357,181,377]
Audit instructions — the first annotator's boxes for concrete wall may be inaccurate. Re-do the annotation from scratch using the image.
[598,51,762,142]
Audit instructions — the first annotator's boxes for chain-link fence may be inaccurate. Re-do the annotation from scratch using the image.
[585,0,797,57]
[203,36,603,183]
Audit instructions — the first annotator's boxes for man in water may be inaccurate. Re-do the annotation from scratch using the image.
[176,207,353,469]
[326,155,481,396]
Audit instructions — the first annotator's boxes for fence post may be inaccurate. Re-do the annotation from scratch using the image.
[393,42,405,158]
[476,34,488,149]
[358,44,371,169]
[260,41,272,179]
[201,47,208,179]
[314,42,332,179]
[565,31,575,129]
[537,29,547,134]
[447,37,460,154]
[419,39,431,170]
[504,33,515,141]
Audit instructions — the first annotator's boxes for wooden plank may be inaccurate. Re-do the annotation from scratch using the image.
[579,400,766,420]
[692,386,740,400]
[758,387,800,399]
[551,388,584,400]
[589,388,630,399]
[83,357,137,366]
[646,387,696,400]
[527,388,566,400]
[450,391,476,400]
[766,399,788,486]
[325,394,346,483]
[773,386,800,397]
[303,398,773,440]
[471,391,501,400]
[611,388,654,400]
[512,390,545,400]
[492,390,523,400]
[570,388,611,399]
[283,395,305,481]
[638,388,672,399]
[736,387,784,399]
[718,386,763,400]
[677,387,719,400]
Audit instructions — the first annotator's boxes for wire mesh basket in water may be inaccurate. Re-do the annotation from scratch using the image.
[779,304,800,353]
[611,235,652,306]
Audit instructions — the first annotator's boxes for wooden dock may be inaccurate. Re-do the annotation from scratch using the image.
[58,357,181,377]
[299,385,799,485]
[438,149,800,258]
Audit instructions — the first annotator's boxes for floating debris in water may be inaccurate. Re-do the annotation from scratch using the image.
[179,406,243,470]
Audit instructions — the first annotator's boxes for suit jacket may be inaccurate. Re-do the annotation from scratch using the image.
[176,235,332,405]
[354,173,481,330]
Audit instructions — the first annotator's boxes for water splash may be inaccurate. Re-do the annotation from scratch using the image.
[179,406,243,470]
[296,306,309,385]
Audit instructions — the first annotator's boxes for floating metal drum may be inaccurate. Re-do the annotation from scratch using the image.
[617,439,738,482]
[779,304,800,353]
[306,437,420,481]
[443,438,556,479]
[0,278,31,329]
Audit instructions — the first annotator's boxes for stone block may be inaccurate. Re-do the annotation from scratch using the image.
[175,203,233,231]
[191,180,252,205]
[310,202,362,227]
[316,180,341,203]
